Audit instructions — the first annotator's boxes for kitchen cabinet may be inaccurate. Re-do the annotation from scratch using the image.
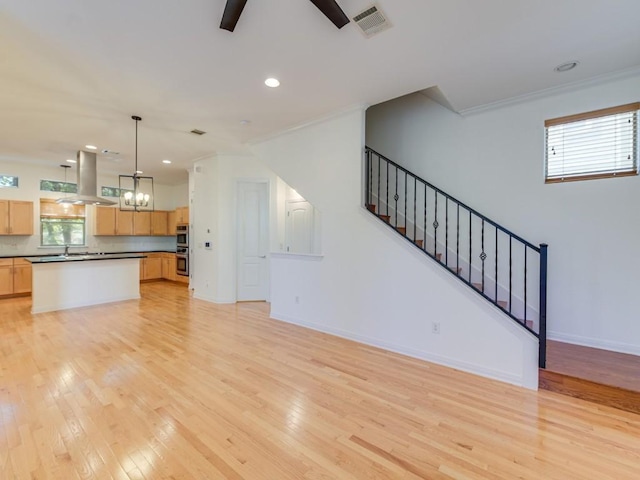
[161,253,177,281]
[94,206,134,236]
[13,258,32,294]
[167,210,177,235]
[134,211,151,236]
[176,206,189,224]
[95,207,171,236]
[0,200,34,235]
[94,206,116,235]
[140,253,162,281]
[0,259,12,295]
[117,210,134,235]
[0,258,32,296]
[151,211,168,236]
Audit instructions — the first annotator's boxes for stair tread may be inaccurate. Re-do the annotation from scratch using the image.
[366,204,376,213]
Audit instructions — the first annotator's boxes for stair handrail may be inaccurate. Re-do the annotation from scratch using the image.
[365,146,548,368]
[366,147,540,252]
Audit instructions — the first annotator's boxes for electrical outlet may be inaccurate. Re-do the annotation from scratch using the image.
[432,322,440,334]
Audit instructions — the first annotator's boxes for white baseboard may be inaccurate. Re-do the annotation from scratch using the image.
[548,331,640,356]
[270,311,530,389]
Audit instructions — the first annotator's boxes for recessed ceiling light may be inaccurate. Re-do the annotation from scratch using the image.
[265,77,280,88]
[66,159,76,163]
[136,170,143,174]
[85,144,97,150]
[162,160,172,164]
[554,61,579,73]
[240,119,251,125]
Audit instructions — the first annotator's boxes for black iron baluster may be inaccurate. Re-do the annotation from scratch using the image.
[524,245,528,324]
[539,244,548,368]
[404,171,407,236]
[495,228,498,303]
[385,159,389,216]
[434,192,439,259]
[365,149,370,207]
[376,153,380,214]
[413,177,417,243]
[456,205,460,273]
[423,183,427,251]
[468,212,472,282]
[480,219,485,292]
[509,236,512,314]
[394,166,398,227]
[445,198,449,267]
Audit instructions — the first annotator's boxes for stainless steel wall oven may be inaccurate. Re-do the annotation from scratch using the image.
[176,224,188,247]
[176,247,188,277]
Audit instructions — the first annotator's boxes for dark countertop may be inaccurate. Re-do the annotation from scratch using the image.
[1,250,176,259]
[27,253,148,264]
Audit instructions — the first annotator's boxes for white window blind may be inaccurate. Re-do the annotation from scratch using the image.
[545,102,639,183]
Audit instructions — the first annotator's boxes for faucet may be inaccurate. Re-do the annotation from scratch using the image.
[64,244,70,256]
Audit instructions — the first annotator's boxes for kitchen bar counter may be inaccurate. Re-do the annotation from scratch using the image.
[28,255,143,313]
[1,250,176,259]
[27,252,146,263]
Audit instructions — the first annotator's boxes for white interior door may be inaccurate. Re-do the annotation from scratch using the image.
[286,200,314,253]
[237,181,269,301]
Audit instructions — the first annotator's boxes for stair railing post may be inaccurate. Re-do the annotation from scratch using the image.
[538,243,548,369]
[365,148,371,207]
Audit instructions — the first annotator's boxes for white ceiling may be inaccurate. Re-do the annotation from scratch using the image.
[2,0,640,185]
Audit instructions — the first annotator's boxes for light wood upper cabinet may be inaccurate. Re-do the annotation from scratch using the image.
[151,211,168,236]
[94,206,116,235]
[95,207,173,236]
[134,211,151,236]
[167,210,177,235]
[0,200,34,235]
[176,206,189,224]
[117,210,134,236]
[95,207,134,235]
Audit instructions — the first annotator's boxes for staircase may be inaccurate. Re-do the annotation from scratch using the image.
[365,147,548,367]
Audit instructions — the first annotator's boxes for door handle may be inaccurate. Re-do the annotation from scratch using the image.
[259,255,266,258]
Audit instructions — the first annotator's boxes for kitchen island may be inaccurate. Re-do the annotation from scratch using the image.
[27,253,145,313]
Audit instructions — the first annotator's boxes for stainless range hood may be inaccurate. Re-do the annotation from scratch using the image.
[56,150,116,206]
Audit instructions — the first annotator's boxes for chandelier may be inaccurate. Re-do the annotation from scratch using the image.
[119,115,154,212]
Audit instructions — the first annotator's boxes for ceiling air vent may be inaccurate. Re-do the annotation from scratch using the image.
[190,129,206,136]
[352,4,391,38]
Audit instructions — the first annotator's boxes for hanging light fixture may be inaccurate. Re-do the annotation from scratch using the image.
[119,115,154,212]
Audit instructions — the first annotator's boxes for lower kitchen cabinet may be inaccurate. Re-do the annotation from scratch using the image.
[140,254,163,281]
[161,253,177,282]
[13,258,32,294]
[0,258,32,296]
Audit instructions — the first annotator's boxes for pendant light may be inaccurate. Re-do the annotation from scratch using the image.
[119,115,154,212]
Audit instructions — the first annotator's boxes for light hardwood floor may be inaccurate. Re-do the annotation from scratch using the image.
[1,282,639,479]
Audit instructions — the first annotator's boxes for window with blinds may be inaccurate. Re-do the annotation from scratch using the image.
[545,102,639,183]
[40,198,86,246]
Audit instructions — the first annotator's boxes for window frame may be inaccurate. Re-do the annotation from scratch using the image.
[0,175,19,188]
[544,102,639,184]
[39,198,87,247]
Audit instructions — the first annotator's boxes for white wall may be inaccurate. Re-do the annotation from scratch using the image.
[251,108,539,389]
[366,72,640,355]
[190,154,281,303]
[0,160,187,255]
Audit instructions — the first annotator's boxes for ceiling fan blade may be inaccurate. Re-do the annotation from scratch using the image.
[308,0,350,29]
[220,0,248,32]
